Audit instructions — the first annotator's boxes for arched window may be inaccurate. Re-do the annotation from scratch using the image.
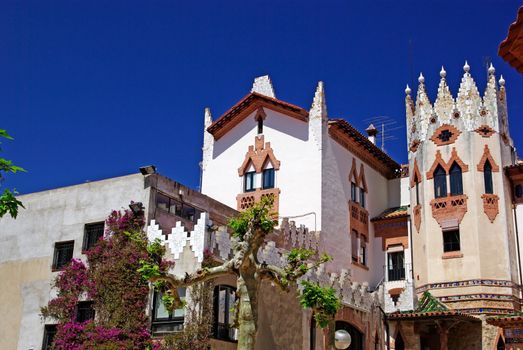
[484,160,493,194]
[213,285,237,342]
[395,331,405,350]
[335,321,364,350]
[497,335,505,350]
[262,162,275,190]
[434,165,447,198]
[449,162,463,195]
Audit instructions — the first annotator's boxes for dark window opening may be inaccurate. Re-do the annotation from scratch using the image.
[359,189,366,208]
[262,168,275,189]
[76,301,95,322]
[437,129,453,142]
[484,160,493,194]
[42,324,57,350]
[387,251,405,281]
[257,118,263,134]
[395,332,405,350]
[213,285,237,342]
[516,184,523,198]
[360,239,367,265]
[443,229,460,252]
[433,165,447,198]
[244,171,256,192]
[53,241,74,271]
[83,222,104,251]
[497,336,505,350]
[152,289,186,335]
[310,315,316,350]
[351,182,357,202]
[449,162,463,195]
[156,192,202,223]
[351,230,358,263]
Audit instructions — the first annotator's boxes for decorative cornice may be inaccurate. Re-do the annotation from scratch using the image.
[429,124,462,146]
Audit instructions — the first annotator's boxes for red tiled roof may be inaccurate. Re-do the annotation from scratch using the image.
[206,92,309,139]
[499,6,523,73]
[371,206,409,222]
[487,314,523,326]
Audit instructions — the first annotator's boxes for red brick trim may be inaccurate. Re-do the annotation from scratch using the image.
[442,251,464,259]
[426,148,469,179]
[254,107,266,121]
[410,139,420,153]
[413,204,422,232]
[430,194,468,228]
[359,163,368,192]
[475,125,496,138]
[410,159,422,188]
[349,157,358,185]
[477,145,500,172]
[481,194,500,223]
[429,124,462,146]
[238,135,280,176]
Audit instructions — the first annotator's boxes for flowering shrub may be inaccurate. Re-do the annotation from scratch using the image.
[42,208,170,349]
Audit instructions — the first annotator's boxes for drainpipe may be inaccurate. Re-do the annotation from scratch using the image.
[513,205,523,304]
[408,217,414,281]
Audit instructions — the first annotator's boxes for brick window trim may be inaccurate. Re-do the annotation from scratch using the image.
[477,145,500,172]
[349,158,368,193]
[426,148,469,180]
[238,135,280,176]
[410,159,422,188]
[475,125,496,138]
[442,251,464,259]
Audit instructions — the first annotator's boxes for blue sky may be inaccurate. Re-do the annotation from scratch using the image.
[1,0,521,194]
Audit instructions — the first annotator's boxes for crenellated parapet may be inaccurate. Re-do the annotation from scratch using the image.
[406,62,510,147]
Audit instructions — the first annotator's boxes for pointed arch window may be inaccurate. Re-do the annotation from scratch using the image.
[262,162,275,190]
[484,160,493,194]
[434,165,447,198]
[449,162,463,195]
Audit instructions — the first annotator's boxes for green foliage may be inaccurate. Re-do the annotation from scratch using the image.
[137,260,161,280]
[0,129,26,219]
[287,248,315,264]
[228,196,277,239]
[299,281,341,328]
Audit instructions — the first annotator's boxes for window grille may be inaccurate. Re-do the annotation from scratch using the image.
[83,222,104,251]
[52,241,74,270]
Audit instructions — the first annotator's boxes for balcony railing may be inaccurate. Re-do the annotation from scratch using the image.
[349,201,369,235]
[236,188,280,215]
[430,194,468,227]
[384,263,411,282]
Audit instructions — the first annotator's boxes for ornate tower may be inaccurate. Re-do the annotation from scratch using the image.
[406,62,520,315]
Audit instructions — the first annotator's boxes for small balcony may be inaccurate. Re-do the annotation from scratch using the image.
[430,194,468,227]
[236,188,280,215]
[349,201,369,235]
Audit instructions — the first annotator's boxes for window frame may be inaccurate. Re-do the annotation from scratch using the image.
[213,285,237,342]
[244,171,256,192]
[76,301,95,323]
[155,192,202,223]
[433,165,447,198]
[82,222,104,252]
[351,230,359,263]
[151,288,186,335]
[52,241,74,271]
[359,188,366,208]
[351,182,357,202]
[42,324,57,350]
[484,160,493,194]
[262,168,275,190]
[449,162,463,196]
[443,229,461,252]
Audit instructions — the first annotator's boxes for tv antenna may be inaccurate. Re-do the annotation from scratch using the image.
[363,115,404,152]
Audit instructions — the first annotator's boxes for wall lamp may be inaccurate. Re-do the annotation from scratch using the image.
[129,202,144,216]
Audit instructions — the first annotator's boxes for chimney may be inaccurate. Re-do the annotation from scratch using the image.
[366,124,378,145]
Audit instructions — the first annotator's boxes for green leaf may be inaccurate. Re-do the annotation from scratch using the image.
[0,189,24,219]
[0,129,13,140]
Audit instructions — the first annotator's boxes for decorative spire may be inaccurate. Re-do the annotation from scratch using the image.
[435,66,453,121]
[463,60,470,73]
[457,61,482,128]
[418,73,425,84]
[483,63,498,122]
[204,107,212,128]
[499,75,505,87]
[405,84,411,95]
[309,81,327,150]
[488,63,495,75]
[251,75,276,98]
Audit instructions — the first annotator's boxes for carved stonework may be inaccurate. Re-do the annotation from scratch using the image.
[413,204,422,232]
[429,124,462,146]
[349,201,369,236]
[475,125,495,138]
[236,188,280,215]
[430,195,468,228]
[481,194,499,223]
[238,135,280,176]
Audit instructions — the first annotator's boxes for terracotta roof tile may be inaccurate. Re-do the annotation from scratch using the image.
[499,6,523,73]
[371,206,409,221]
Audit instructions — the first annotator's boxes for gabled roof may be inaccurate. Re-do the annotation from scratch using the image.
[328,119,401,179]
[371,206,409,222]
[499,6,523,73]
[415,291,448,312]
[206,92,309,140]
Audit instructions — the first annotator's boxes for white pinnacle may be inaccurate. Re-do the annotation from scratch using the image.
[463,61,470,73]
[418,73,425,84]
[405,84,411,95]
[499,75,505,86]
[440,66,446,78]
[488,63,495,75]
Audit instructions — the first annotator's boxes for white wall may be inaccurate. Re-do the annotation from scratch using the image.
[0,173,149,350]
